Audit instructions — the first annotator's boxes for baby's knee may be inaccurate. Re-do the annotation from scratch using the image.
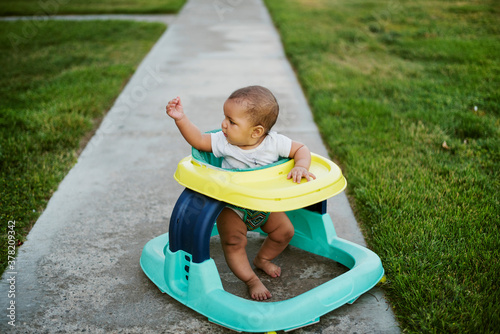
[271,225,294,244]
[221,232,247,249]
[282,225,295,242]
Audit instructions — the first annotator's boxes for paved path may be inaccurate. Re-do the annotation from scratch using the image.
[1,0,399,332]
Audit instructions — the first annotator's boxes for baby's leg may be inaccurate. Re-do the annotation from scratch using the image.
[217,208,272,301]
[253,212,294,278]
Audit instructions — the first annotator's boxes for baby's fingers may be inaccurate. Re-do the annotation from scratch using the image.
[287,168,316,183]
[287,169,302,183]
[286,170,296,182]
[306,172,316,182]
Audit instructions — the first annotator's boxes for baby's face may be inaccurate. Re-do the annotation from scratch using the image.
[221,99,257,148]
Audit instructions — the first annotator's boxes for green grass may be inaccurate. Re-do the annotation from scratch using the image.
[0,20,166,275]
[264,0,499,332]
[0,0,185,16]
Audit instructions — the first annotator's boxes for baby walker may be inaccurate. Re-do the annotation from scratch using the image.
[140,143,384,332]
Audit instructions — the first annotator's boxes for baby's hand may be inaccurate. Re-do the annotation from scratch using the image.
[287,166,316,184]
[166,97,185,121]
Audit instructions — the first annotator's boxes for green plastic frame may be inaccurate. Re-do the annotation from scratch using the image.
[140,202,384,332]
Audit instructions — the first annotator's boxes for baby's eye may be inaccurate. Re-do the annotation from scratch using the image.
[229,120,235,125]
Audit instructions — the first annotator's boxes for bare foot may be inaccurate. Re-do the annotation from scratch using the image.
[253,257,281,278]
[246,276,272,301]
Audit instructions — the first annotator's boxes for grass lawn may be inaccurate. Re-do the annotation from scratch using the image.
[0,19,166,275]
[264,0,499,332]
[0,0,185,16]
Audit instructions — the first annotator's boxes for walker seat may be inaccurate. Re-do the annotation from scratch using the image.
[141,144,384,332]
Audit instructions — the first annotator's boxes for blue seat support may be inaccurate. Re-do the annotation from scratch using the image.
[169,188,226,263]
[304,200,327,215]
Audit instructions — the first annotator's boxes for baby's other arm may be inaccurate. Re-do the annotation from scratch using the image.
[287,141,316,183]
[166,97,212,152]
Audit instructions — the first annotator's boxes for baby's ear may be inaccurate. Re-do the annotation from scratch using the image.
[251,125,265,138]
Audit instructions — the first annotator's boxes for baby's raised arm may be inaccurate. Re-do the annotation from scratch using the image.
[166,96,185,121]
[166,97,212,152]
[287,141,316,183]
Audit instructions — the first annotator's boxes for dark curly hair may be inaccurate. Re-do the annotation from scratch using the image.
[227,85,279,133]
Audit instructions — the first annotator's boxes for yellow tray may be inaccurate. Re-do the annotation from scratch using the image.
[174,152,346,212]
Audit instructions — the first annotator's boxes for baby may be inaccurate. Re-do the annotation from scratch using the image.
[166,85,315,300]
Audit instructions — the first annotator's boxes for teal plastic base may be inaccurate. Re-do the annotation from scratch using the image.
[141,207,384,333]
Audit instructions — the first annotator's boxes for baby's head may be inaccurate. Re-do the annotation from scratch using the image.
[227,85,279,134]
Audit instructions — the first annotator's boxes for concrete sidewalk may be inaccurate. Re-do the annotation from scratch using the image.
[1,0,399,332]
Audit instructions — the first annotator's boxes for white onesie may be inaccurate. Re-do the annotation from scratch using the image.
[210,130,292,170]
